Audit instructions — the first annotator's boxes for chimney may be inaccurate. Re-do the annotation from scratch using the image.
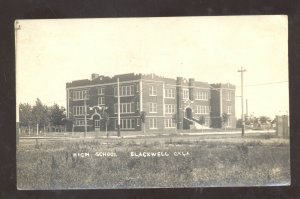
[189,78,195,101]
[91,73,99,80]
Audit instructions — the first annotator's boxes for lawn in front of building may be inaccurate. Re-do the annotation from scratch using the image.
[17,132,290,189]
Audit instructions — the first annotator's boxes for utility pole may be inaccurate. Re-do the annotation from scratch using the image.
[246,99,248,118]
[84,91,87,138]
[238,66,246,136]
[117,78,121,137]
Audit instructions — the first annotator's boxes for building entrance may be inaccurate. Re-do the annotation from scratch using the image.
[185,107,192,119]
[183,107,193,129]
[92,114,101,132]
[94,120,100,131]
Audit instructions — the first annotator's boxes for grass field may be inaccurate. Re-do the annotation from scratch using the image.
[17,132,290,189]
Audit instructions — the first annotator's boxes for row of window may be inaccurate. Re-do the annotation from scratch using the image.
[195,106,210,114]
[115,119,137,129]
[114,103,134,114]
[194,105,231,114]
[72,85,137,100]
[78,93,212,109]
[73,90,89,100]
[114,85,135,97]
[165,88,175,98]
[164,118,176,128]
[72,86,213,101]
[73,104,231,116]
[196,91,209,100]
[75,118,215,128]
[100,85,140,96]
[73,106,86,116]
[113,118,176,129]
[150,103,175,114]
[74,102,139,115]
[148,118,176,129]
[147,85,210,100]
[165,104,176,114]
[75,119,85,126]
[74,118,215,128]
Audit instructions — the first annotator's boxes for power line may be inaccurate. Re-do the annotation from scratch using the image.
[237,81,288,87]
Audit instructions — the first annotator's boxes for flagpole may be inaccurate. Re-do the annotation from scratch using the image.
[117,78,121,137]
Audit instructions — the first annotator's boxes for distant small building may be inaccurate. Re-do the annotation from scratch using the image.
[276,115,289,138]
[66,73,236,132]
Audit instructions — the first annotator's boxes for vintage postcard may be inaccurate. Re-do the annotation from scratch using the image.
[16,16,290,189]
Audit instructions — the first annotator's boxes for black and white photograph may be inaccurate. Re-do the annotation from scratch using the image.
[15,16,290,189]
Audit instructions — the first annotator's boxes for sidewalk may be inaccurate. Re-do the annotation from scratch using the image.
[19,129,276,140]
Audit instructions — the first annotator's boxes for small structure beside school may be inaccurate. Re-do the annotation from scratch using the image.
[276,115,289,138]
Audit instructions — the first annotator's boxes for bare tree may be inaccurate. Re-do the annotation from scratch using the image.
[198,115,206,133]
[68,112,76,136]
[101,111,110,138]
[140,111,146,136]
[222,113,229,130]
[172,113,179,133]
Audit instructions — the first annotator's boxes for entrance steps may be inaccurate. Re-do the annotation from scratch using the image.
[184,117,211,130]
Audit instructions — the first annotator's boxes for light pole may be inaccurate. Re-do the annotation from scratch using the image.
[238,66,246,136]
[83,91,89,138]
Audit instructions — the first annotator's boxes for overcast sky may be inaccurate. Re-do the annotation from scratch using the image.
[16,16,288,119]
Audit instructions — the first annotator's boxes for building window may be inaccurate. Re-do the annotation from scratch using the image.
[149,118,157,129]
[227,106,232,114]
[98,88,105,95]
[72,90,89,100]
[165,88,175,98]
[137,118,140,126]
[73,106,85,116]
[149,85,157,96]
[114,103,134,114]
[226,92,231,101]
[115,119,135,129]
[195,105,209,114]
[183,89,189,100]
[226,118,231,127]
[195,90,209,100]
[164,119,176,128]
[114,85,134,97]
[98,97,105,105]
[149,103,157,113]
[136,102,140,111]
[75,119,85,126]
[165,104,175,114]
